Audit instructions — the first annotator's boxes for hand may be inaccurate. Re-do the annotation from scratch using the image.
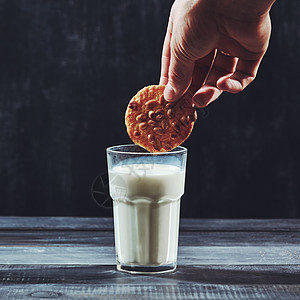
[159,0,276,107]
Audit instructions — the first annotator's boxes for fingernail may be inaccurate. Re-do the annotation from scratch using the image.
[193,95,206,108]
[164,83,175,101]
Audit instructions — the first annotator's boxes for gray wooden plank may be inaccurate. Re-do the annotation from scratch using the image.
[1,245,300,265]
[179,219,300,232]
[1,217,300,232]
[1,265,300,285]
[178,231,300,246]
[0,246,115,265]
[0,283,300,299]
[0,230,114,246]
[1,230,300,246]
[0,217,114,231]
[179,246,300,265]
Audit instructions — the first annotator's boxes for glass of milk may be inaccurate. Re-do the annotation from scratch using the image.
[107,144,187,274]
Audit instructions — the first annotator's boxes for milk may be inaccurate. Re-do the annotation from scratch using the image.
[109,163,185,268]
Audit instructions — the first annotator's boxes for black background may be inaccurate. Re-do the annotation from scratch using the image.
[0,0,299,218]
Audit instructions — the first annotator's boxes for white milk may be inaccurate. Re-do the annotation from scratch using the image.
[109,163,185,267]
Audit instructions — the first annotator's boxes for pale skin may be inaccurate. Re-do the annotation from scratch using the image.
[159,0,276,107]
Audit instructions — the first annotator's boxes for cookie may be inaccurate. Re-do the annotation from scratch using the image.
[125,85,197,152]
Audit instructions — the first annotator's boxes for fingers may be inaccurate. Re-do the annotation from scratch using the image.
[217,56,263,93]
[159,17,173,86]
[164,40,196,102]
[160,12,194,101]
[192,51,264,108]
[160,1,216,102]
[161,5,201,102]
[193,51,238,107]
[188,50,216,96]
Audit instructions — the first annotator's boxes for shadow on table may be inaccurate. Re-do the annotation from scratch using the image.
[164,265,300,285]
[1,265,299,285]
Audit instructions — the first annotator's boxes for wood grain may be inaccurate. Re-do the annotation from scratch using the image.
[1,218,300,299]
[0,283,300,299]
[1,265,300,299]
[1,265,300,285]
[0,217,114,231]
[2,245,300,266]
[1,230,300,246]
[1,217,300,231]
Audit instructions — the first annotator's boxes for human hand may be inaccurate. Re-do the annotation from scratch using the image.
[159,0,276,107]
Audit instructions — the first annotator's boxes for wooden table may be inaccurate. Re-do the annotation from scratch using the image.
[0,217,300,299]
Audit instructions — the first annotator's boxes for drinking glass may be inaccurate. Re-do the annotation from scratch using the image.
[107,144,187,274]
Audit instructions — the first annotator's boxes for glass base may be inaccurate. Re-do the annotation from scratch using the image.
[117,262,176,274]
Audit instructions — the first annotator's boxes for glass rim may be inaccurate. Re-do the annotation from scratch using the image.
[106,144,187,155]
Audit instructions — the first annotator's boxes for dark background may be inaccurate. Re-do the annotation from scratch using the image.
[0,0,299,218]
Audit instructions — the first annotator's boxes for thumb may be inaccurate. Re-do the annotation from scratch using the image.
[164,44,195,102]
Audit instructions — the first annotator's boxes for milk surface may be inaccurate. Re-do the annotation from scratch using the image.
[109,163,185,267]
